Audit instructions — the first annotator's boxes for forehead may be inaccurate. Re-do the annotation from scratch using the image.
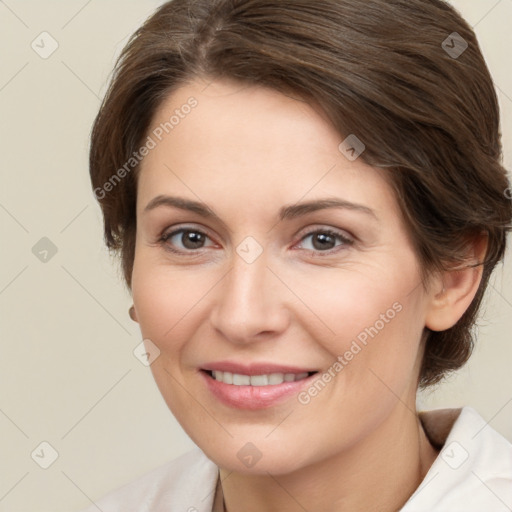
[145,78,341,163]
[136,77,398,222]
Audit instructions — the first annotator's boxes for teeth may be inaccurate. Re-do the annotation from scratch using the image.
[210,371,310,386]
[250,374,269,386]
[233,373,250,385]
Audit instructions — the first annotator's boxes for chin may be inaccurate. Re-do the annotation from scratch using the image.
[200,440,313,476]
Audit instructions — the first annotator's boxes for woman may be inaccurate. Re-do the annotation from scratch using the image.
[83,0,512,510]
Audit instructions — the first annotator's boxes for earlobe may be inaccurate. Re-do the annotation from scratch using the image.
[425,234,487,332]
[129,305,139,323]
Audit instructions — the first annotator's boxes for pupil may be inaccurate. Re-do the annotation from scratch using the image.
[184,230,204,249]
[314,233,334,250]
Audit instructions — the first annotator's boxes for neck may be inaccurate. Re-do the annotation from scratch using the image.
[218,404,439,512]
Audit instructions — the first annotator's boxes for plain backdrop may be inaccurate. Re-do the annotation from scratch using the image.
[0,1,511,511]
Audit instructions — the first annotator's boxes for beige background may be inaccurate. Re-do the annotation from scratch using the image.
[0,1,510,511]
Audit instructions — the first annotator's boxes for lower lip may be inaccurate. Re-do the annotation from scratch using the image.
[200,370,317,410]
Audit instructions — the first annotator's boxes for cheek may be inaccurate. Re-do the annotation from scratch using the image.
[130,261,210,419]
[294,261,426,393]
[131,259,208,352]
[297,263,421,344]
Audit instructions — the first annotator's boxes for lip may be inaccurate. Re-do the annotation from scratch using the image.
[201,361,318,375]
[199,362,319,410]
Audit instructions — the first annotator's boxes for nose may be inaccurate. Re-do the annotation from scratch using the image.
[209,248,290,345]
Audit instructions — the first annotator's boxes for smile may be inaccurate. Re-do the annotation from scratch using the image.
[200,368,319,409]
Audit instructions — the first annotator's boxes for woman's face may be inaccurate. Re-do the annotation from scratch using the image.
[131,77,437,474]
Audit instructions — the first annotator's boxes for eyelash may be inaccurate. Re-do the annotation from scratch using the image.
[158,225,354,257]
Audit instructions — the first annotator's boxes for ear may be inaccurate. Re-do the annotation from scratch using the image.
[425,234,488,332]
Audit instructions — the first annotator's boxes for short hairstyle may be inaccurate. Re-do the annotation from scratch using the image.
[89,0,512,387]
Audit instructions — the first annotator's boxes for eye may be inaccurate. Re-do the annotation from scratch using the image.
[159,227,215,253]
[295,228,353,254]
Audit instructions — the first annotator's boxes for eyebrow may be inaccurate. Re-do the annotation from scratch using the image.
[143,195,377,222]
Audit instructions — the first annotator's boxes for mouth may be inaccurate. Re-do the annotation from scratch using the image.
[199,368,320,409]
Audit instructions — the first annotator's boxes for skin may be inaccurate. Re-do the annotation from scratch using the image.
[129,77,484,512]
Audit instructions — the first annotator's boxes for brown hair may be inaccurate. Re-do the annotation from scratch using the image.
[89,0,511,387]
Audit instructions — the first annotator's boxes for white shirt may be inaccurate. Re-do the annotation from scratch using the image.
[79,407,512,511]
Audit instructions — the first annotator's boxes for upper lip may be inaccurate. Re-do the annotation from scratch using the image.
[201,361,318,376]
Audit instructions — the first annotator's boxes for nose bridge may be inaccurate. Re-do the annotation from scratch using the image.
[211,244,288,342]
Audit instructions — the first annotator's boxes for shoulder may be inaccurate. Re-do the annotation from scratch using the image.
[402,406,512,511]
[78,447,219,512]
